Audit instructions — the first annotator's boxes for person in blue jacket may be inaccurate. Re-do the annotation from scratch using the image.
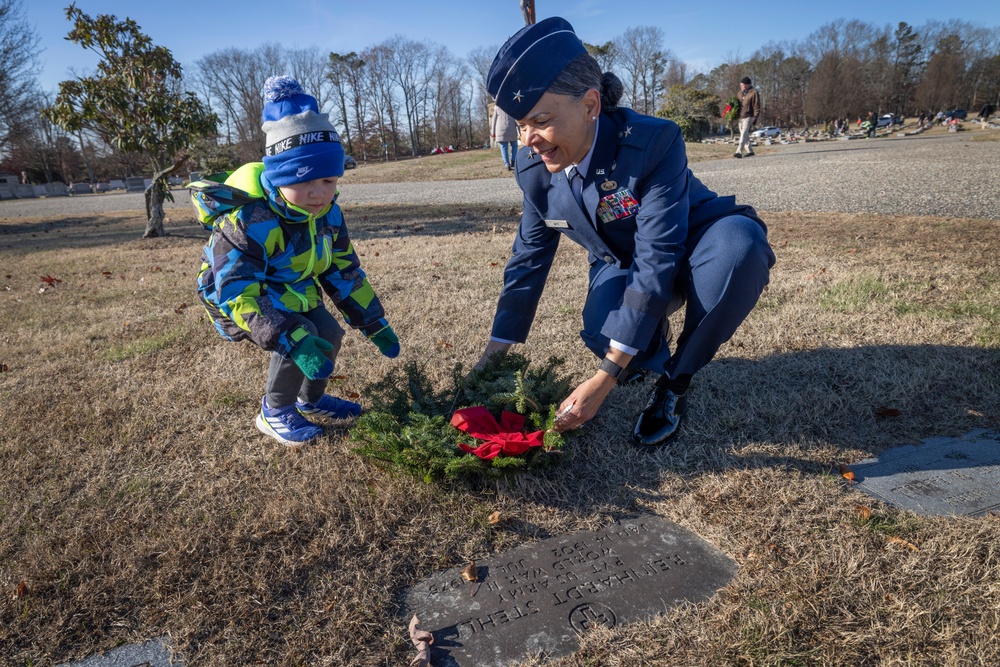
[475,17,775,448]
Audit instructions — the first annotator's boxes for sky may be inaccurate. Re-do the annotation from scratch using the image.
[25,0,1000,94]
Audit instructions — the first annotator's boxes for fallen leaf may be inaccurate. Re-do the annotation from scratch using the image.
[461,560,478,598]
[436,339,453,349]
[14,581,26,599]
[854,505,872,520]
[102,271,113,279]
[0,363,8,373]
[487,511,502,525]
[150,266,162,272]
[875,406,901,418]
[330,375,348,381]
[887,535,919,551]
[848,247,858,254]
[489,262,499,268]
[40,275,62,286]
[838,464,855,485]
[347,392,360,400]
[408,613,434,667]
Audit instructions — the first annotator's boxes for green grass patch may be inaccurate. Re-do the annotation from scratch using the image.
[818,277,891,312]
[105,327,188,361]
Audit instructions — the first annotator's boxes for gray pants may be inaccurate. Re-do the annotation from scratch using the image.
[265,306,344,409]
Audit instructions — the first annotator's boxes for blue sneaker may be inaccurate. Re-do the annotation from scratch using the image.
[297,394,363,419]
[255,397,323,445]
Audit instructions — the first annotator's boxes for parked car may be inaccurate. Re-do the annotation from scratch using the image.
[343,155,357,169]
[750,126,781,138]
[876,114,897,128]
[945,108,967,120]
[93,182,111,193]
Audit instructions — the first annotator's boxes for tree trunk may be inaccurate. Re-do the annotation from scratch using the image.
[142,158,187,238]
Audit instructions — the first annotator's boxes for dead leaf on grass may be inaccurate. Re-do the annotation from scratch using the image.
[40,275,62,286]
[854,504,872,520]
[487,511,502,525]
[887,535,919,551]
[0,363,8,373]
[14,580,27,599]
[408,613,433,666]
[838,464,855,485]
[347,392,360,400]
[875,406,901,418]
[436,340,453,349]
[461,560,478,598]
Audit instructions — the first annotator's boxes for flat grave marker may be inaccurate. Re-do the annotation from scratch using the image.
[853,429,1000,517]
[57,636,182,667]
[402,515,736,666]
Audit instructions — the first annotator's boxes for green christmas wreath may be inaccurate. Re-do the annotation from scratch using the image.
[350,353,575,483]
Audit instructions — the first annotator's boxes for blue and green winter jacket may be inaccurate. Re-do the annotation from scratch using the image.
[194,162,387,358]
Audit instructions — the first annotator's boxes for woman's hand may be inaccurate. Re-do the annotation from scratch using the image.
[551,372,617,432]
[472,340,513,372]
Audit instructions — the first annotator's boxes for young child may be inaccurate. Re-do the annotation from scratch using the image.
[193,75,399,445]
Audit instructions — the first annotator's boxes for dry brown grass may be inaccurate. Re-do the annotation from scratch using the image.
[339,142,737,184]
[1,205,999,666]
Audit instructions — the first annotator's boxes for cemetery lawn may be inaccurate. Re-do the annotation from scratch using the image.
[1,205,999,666]
[338,141,738,184]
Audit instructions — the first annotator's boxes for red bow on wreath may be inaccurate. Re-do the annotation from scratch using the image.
[451,406,545,460]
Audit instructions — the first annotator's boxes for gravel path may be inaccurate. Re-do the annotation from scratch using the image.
[1,131,996,220]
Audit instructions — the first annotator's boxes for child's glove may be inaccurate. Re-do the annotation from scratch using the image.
[290,335,335,379]
[369,324,400,358]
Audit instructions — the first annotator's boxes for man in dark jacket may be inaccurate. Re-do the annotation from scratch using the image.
[867,111,878,138]
[734,77,759,158]
[980,102,995,129]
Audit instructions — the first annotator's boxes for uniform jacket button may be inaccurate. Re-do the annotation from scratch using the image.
[604,255,614,264]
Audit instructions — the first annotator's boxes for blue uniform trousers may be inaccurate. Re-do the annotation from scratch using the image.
[580,214,774,380]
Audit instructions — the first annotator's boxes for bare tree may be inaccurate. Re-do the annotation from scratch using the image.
[0,0,41,144]
[614,27,666,114]
[287,46,332,113]
[361,43,401,159]
[194,44,285,163]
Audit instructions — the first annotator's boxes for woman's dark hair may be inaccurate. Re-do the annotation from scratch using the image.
[547,53,624,112]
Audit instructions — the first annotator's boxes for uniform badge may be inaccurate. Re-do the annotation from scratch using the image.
[544,219,569,228]
[596,188,640,223]
[600,179,618,192]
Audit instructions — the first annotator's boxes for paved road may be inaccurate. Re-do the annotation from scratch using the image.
[2,131,997,220]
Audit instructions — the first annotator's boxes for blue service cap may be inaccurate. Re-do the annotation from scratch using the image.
[487,16,588,120]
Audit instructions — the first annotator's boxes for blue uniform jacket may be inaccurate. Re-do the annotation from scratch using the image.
[491,108,766,352]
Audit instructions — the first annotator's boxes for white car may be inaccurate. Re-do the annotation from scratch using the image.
[751,126,781,138]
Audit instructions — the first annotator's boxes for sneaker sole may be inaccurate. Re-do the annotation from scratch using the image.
[254,413,318,446]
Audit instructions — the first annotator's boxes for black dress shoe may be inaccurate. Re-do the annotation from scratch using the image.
[631,384,687,447]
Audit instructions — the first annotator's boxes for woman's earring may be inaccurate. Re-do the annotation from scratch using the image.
[591,116,596,121]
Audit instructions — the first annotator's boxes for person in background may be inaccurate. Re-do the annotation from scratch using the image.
[979,101,995,130]
[491,104,520,171]
[193,76,399,446]
[734,76,759,158]
[476,17,774,448]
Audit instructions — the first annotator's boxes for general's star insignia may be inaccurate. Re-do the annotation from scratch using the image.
[623,126,633,137]
[513,90,523,103]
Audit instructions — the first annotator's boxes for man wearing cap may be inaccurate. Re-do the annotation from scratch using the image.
[474,18,774,448]
[735,77,759,158]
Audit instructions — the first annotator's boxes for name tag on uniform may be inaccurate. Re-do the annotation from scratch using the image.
[597,188,640,223]
[544,219,569,228]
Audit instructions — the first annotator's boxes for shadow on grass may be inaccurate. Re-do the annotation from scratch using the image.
[0,215,209,254]
[509,343,1000,518]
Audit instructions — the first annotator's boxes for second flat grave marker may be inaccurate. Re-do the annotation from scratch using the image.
[402,515,737,666]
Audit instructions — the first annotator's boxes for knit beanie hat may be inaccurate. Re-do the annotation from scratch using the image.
[261,76,345,186]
